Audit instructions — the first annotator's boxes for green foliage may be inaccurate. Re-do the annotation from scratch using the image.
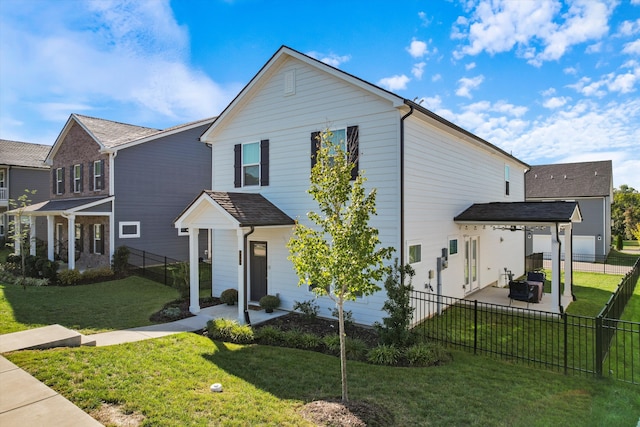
[171,262,190,299]
[329,306,353,327]
[254,325,285,346]
[259,294,280,311]
[367,344,402,366]
[344,337,369,361]
[405,342,453,367]
[282,329,322,350]
[322,333,341,355]
[160,306,183,320]
[615,235,624,250]
[206,318,254,344]
[7,189,37,280]
[81,267,114,282]
[376,260,416,347]
[111,246,130,277]
[58,269,82,286]
[632,224,640,242]
[293,299,320,320]
[0,270,49,287]
[612,185,640,240]
[220,288,238,305]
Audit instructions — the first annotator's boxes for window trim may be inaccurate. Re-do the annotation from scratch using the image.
[0,169,5,187]
[448,237,459,256]
[93,224,104,254]
[242,141,260,187]
[505,164,510,196]
[73,164,82,193]
[408,242,422,265]
[119,221,140,238]
[93,160,103,191]
[56,168,64,194]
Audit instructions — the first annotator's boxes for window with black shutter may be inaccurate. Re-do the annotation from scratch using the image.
[234,140,270,187]
[310,126,359,180]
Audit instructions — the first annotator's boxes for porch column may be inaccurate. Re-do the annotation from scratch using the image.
[67,215,76,270]
[189,228,200,314]
[237,228,245,324]
[550,224,560,312]
[563,224,573,299]
[47,215,55,261]
[29,216,36,256]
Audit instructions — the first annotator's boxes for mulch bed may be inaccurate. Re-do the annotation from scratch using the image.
[149,297,220,322]
[300,399,394,427]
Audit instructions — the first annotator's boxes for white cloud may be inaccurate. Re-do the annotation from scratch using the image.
[412,62,426,79]
[569,63,640,96]
[453,0,614,67]
[564,66,578,75]
[306,51,351,67]
[543,96,570,109]
[622,39,640,55]
[407,38,428,58]
[541,87,556,96]
[618,19,640,36]
[418,11,431,27]
[432,73,442,82]
[456,75,484,98]
[465,62,476,70]
[377,74,410,91]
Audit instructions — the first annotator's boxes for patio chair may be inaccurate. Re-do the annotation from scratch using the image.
[526,271,545,303]
[508,280,535,307]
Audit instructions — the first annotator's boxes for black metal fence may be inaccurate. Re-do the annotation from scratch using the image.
[539,252,635,275]
[411,258,639,384]
[525,252,543,271]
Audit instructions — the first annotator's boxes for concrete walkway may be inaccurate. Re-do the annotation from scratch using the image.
[0,304,287,426]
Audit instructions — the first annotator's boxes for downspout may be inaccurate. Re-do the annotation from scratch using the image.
[243,226,255,325]
[553,222,563,313]
[569,225,576,301]
[400,104,414,264]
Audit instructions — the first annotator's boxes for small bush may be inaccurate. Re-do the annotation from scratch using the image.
[58,269,82,286]
[259,294,280,312]
[160,307,183,320]
[81,267,114,282]
[405,342,453,367]
[36,258,59,284]
[323,334,341,355]
[282,329,322,350]
[19,276,50,287]
[615,235,623,251]
[376,259,416,347]
[255,326,285,346]
[111,246,130,277]
[220,288,238,305]
[368,344,402,366]
[345,337,369,361]
[293,300,320,320]
[207,318,254,344]
[329,307,353,327]
[171,262,190,299]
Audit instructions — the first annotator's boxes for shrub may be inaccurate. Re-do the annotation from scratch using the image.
[293,299,320,320]
[111,246,130,277]
[207,318,254,344]
[220,288,238,305]
[329,307,353,327]
[344,337,369,361]
[376,259,415,347]
[160,306,183,320]
[255,326,285,346]
[0,270,49,287]
[36,258,59,284]
[367,344,401,366]
[171,262,190,299]
[405,342,453,367]
[259,294,280,312]
[58,269,82,286]
[323,334,341,355]
[282,329,322,350]
[615,235,623,250]
[81,267,114,282]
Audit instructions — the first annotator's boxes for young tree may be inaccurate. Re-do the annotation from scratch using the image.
[287,130,393,402]
[8,189,37,288]
[612,185,640,240]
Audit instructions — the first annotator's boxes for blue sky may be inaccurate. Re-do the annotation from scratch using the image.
[1,0,639,189]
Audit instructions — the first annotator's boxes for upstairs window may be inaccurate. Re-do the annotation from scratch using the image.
[409,244,422,264]
[311,126,359,180]
[92,160,104,191]
[55,168,65,194]
[505,165,510,196]
[73,164,82,193]
[234,140,269,187]
[0,170,5,187]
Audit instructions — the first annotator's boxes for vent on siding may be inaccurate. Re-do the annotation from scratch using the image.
[284,69,296,95]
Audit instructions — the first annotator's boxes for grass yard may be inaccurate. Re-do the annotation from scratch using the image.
[5,332,639,426]
[0,276,179,334]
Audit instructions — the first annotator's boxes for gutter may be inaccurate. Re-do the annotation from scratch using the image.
[400,105,414,264]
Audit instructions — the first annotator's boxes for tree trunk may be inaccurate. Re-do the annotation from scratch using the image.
[338,301,348,402]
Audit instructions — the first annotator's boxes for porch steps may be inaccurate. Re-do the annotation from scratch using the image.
[0,324,91,353]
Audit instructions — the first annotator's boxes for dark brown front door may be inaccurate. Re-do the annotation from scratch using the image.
[250,241,267,301]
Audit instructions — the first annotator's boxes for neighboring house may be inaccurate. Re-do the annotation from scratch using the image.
[175,46,567,326]
[0,139,50,249]
[18,114,213,270]
[525,160,613,260]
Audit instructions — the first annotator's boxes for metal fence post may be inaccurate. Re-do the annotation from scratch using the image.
[142,251,146,276]
[164,256,167,286]
[474,300,478,355]
[595,316,603,377]
[563,313,568,375]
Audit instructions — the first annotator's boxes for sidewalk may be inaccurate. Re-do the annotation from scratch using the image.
[0,304,286,426]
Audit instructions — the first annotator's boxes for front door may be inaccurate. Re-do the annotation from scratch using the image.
[249,241,268,301]
[464,236,480,293]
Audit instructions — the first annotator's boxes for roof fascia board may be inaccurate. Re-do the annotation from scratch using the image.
[67,196,114,213]
[201,46,404,142]
[113,118,216,152]
[174,192,240,229]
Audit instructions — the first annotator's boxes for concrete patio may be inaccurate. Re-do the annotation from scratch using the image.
[464,285,574,313]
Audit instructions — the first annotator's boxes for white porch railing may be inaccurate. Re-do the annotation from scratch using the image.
[0,187,7,202]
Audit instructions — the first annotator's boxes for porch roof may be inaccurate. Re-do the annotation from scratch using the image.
[175,191,294,229]
[454,201,582,225]
[10,196,113,216]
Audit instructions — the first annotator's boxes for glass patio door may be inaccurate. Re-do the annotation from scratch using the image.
[464,236,480,293]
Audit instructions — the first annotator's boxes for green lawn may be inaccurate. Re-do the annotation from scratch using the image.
[6,333,639,427]
[0,276,179,334]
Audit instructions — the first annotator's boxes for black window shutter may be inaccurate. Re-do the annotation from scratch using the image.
[69,167,74,193]
[260,139,269,186]
[310,132,320,169]
[99,160,105,190]
[89,225,94,254]
[99,224,105,254]
[347,126,359,181]
[89,162,94,191]
[61,167,65,194]
[52,169,56,194]
[234,144,241,188]
[79,164,84,192]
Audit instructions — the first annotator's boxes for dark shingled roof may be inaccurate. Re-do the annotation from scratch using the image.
[73,114,161,148]
[205,191,294,227]
[454,201,581,223]
[526,160,612,198]
[0,139,50,169]
[17,196,112,214]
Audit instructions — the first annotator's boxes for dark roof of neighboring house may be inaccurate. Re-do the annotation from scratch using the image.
[15,196,112,215]
[525,160,612,199]
[73,114,161,149]
[204,191,295,227]
[0,139,50,169]
[454,201,582,224]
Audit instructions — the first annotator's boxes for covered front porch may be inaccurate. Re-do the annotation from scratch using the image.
[174,191,295,324]
[454,201,582,313]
